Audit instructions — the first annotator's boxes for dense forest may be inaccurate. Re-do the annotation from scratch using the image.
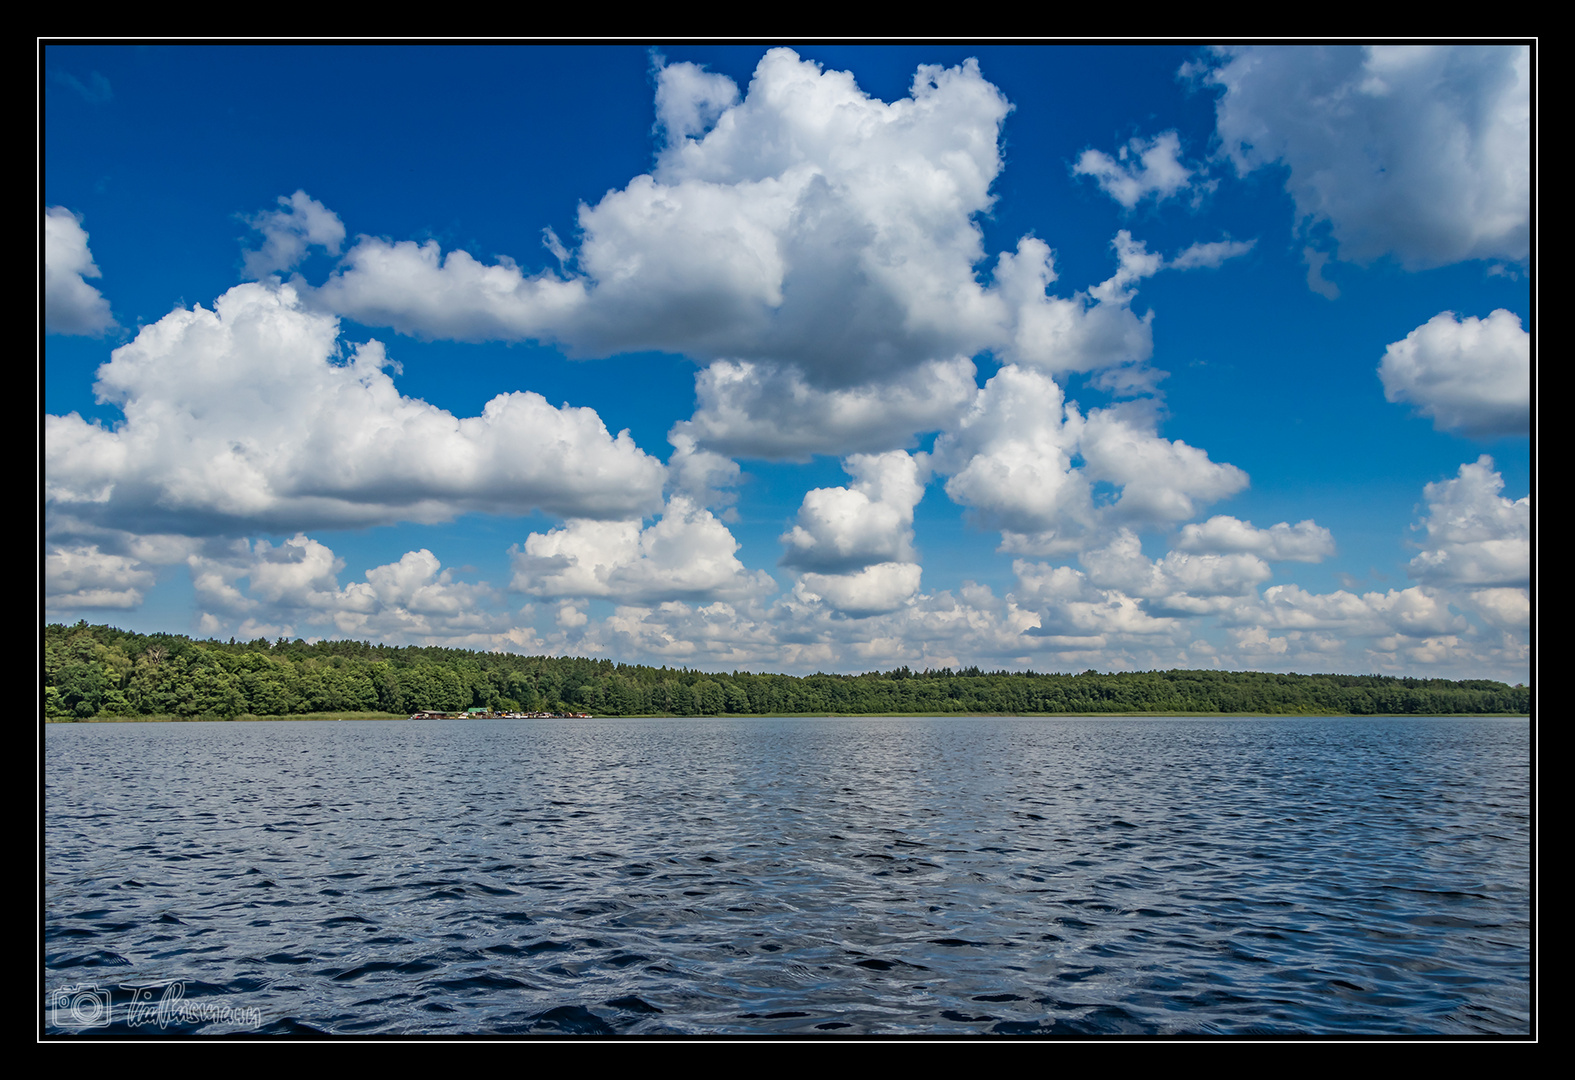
[43,622,1530,720]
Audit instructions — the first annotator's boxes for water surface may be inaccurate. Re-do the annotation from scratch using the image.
[43,716,1531,1036]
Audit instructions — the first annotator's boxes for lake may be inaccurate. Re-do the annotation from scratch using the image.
[43,716,1531,1036]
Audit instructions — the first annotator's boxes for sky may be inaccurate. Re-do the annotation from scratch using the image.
[42,43,1534,682]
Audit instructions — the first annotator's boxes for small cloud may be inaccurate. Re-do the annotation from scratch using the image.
[240,190,346,280]
[541,226,571,268]
[510,496,773,605]
[55,70,112,104]
[796,562,923,617]
[44,206,117,336]
[1175,516,1335,562]
[1407,456,1529,588]
[1303,247,1340,300]
[1073,131,1195,210]
[45,544,153,610]
[1379,309,1529,436]
[1168,237,1256,271]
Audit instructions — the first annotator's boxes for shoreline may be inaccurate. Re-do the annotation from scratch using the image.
[47,710,1532,724]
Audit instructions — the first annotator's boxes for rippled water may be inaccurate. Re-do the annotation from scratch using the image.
[43,716,1531,1036]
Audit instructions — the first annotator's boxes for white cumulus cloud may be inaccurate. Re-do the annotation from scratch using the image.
[1459,587,1530,631]
[1379,309,1530,436]
[933,365,1247,554]
[1245,583,1468,639]
[1203,44,1530,269]
[934,364,1093,546]
[795,562,924,617]
[1175,516,1335,562]
[780,451,928,572]
[991,234,1158,382]
[1080,529,1273,614]
[45,207,116,335]
[319,49,1011,385]
[1078,402,1249,526]
[45,544,155,610]
[1407,456,1529,589]
[309,54,1210,460]
[1011,560,1179,641]
[241,190,346,279]
[1073,131,1194,209]
[510,495,775,604]
[666,431,743,513]
[44,281,667,536]
[189,535,505,643]
[673,357,978,461]
[654,57,741,141]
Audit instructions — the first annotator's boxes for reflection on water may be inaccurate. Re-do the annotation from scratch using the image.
[44,716,1531,1035]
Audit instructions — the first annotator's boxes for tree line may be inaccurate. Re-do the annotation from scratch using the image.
[43,621,1530,720]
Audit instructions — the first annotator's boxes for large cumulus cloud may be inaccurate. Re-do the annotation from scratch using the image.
[1201,44,1530,269]
[44,281,666,536]
[932,365,1248,554]
[317,50,1010,378]
[308,52,1186,459]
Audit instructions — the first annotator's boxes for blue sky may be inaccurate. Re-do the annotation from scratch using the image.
[43,43,1533,681]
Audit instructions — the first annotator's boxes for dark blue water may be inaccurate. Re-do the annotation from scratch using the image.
[43,716,1531,1036]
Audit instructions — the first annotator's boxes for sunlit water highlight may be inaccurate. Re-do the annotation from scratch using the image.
[44,716,1530,1036]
